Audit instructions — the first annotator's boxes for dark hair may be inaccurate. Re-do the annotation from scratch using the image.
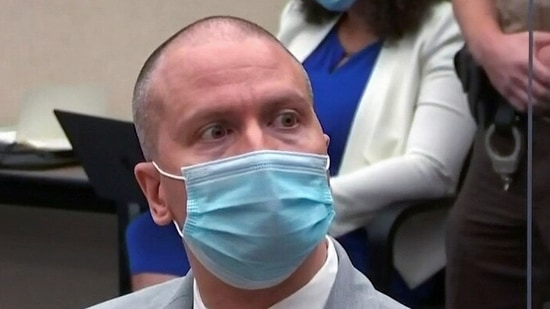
[300,0,445,41]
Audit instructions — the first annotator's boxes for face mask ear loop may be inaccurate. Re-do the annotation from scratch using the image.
[153,162,185,238]
[152,161,186,180]
[173,221,184,238]
[325,156,331,171]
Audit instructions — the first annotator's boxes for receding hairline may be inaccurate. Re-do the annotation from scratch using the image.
[132,15,311,160]
[145,15,302,89]
[135,15,288,102]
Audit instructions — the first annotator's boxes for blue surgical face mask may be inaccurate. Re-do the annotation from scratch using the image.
[315,0,356,12]
[153,150,334,290]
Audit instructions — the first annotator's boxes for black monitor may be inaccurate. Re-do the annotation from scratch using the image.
[54,109,147,205]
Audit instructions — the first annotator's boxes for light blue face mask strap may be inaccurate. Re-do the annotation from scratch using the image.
[151,161,186,181]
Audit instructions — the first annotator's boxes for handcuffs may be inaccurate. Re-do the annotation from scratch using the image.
[484,123,522,191]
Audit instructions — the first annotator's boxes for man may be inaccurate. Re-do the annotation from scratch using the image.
[88,16,406,309]
[447,0,550,308]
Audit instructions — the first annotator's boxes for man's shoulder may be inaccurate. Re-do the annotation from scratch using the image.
[87,276,192,309]
[329,238,408,308]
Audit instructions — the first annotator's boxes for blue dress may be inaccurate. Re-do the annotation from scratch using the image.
[303,27,382,177]
[126,212,189,276]
[304,28,441,307]
[303,26,381,276]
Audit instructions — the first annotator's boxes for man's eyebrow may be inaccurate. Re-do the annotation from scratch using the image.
[260,88,312,108]
[177,105,236,129]
[176,88,311,128]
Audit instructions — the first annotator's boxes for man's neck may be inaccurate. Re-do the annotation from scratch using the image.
[190,240,329,309]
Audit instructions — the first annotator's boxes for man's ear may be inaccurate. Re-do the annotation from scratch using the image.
[324,134,330,149]
[134,162,172,226]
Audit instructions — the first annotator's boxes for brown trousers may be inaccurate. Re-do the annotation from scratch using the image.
[446,119,550,309]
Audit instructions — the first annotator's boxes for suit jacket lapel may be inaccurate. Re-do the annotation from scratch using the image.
[164,271,194,309]
[324,238,383,309]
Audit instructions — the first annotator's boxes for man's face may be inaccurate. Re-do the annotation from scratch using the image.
[141,38,328,226]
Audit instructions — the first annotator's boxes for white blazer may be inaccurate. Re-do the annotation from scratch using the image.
[278,1,476,288]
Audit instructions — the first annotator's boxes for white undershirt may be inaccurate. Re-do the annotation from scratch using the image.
[193,237,338,309]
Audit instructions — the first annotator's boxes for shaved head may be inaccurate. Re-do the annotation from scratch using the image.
[132,16,310,160]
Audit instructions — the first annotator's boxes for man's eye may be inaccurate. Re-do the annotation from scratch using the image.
[200,124,229,140]
[274,111,299,128]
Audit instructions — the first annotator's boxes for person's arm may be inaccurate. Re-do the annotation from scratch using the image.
[329,5,476,237]
[451,0,502,64]
[452,0,550,111]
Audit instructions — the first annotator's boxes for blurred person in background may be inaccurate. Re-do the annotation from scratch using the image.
[278,0,474,306]
[447,0,550,308]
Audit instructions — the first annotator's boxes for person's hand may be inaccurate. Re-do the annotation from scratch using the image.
[477,31,550,113]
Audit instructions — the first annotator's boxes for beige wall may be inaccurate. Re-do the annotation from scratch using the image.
[0,0,288,125]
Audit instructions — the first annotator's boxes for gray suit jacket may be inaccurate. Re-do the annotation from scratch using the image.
[88,239,407,309]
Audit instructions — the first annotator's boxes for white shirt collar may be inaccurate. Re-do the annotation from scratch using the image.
[193,237,338,309]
